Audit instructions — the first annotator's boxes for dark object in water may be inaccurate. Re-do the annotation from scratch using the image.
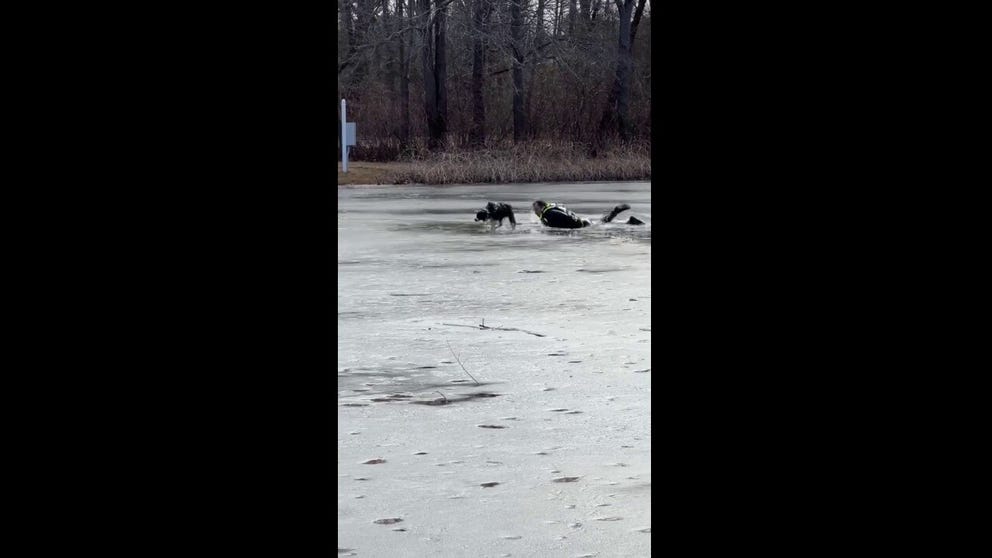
[602,203,632,223]
[532,200,644,228]
[475,201,516,231]
[532,200,591,228]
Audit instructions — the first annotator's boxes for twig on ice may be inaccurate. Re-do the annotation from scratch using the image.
[446,340,480,386]
[440,322,546,338]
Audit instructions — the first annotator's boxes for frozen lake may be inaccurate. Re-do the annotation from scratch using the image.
[338,182,651,557]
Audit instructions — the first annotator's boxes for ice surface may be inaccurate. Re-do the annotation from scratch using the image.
[338,182,651,557]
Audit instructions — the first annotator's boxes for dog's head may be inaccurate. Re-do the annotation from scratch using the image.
[474,209,489,222]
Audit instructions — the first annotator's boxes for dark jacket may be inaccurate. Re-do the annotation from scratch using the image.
[538,203,589,228]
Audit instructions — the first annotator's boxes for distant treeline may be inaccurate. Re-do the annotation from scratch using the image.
[338,0,651,159]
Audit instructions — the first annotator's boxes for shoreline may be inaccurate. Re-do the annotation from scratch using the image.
[336,157,651,186]
[338,179,652,188]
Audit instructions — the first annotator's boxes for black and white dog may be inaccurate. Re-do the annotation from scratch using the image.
[474,202,517,231]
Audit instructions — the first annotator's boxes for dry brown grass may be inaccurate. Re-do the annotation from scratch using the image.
[337,141,651,185]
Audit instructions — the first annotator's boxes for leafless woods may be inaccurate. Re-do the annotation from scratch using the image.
[338,0,650,158]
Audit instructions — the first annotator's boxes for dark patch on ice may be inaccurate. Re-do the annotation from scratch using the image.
[354,207,484,215]
[390,222,501,235]
[552,476,581,483]
[369,393,416,402]
[389,293,431,297]
[576,267,627,273]
[408,391,502,406]
[415,261,498,269]
[338,365,502,394]
[373,517,403,525]
[518,269,545,273]
[480,481,500,487]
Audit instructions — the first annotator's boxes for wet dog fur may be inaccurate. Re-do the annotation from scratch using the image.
[475,202,516,231]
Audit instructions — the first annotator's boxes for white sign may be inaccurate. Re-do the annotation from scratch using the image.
[346,123,357,146]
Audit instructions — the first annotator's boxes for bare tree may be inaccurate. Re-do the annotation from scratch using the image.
[470,0,493,146]
[598,0,646,142]
[336,0,651,155]
[419,0,450,148]
[398,0,412,146]
[510,0,526,142]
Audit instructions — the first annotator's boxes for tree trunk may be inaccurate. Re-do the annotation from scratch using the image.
[598,0,638,143]
[353,0,372,84]
[536,0,546,37]
[579,0,591,22]
[341,0,356,90]
[385,0,395,101]
[343,0,355,54]
[470,0,491,146]
[631,0,647,44]
[614,0,633,141]
[615,0,644,141]
[398,0,411,146]
[420,0,448,149]
[526,0,547,138]
[510,0,526,142]
[436,0,448,145]
[568,0,577,35]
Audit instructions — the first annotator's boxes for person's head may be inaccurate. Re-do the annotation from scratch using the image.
[532,200,548,216]
[474,209,489,222]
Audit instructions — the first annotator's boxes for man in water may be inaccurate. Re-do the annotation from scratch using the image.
[531,200,644,229]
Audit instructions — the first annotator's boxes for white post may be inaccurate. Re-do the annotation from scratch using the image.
[341,99,348,173]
